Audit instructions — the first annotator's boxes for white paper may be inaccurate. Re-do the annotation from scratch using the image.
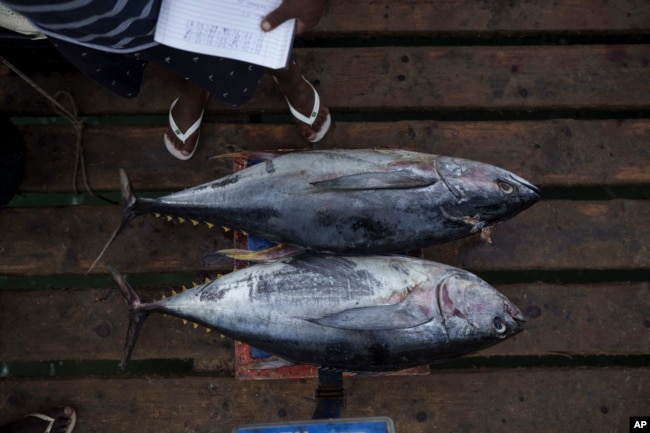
[155,0,295,69]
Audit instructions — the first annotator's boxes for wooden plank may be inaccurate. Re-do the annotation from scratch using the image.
[0,287,234,368]
[0,283,647,364]
[3,45,649,115]
[490,282,650,357]
[1,369,648,433]
[315,0,650,35]
[14,119,650,193]
[304,45,650,112]
[424,199,650,272]
[0,199,648,276]
[0,206,234,276]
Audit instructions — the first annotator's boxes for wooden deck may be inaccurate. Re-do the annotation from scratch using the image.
[1,1,649,432]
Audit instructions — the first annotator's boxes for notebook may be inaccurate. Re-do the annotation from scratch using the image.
[154,0,295,69]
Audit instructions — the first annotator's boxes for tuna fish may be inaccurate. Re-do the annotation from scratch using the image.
[108,254,525,372]
[92,149,539,268]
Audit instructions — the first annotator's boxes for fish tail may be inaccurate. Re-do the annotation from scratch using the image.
[106,264,150,369]
[87,169,140,273]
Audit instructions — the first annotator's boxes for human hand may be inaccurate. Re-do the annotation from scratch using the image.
[261,0,326,34]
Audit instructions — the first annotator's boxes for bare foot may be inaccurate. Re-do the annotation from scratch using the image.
[163,89,210,159]
[0,406,76,433]
[271,64,331,142]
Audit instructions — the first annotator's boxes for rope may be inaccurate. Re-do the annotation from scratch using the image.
[1,55,99,197]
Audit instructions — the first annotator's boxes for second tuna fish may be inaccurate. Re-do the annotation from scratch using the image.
[109,254,525,372]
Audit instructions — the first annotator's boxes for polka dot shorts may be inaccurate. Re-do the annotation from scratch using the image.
[49,36,266,106]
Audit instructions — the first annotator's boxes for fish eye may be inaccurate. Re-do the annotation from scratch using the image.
[493,317,507,334]
[498,181,514,194]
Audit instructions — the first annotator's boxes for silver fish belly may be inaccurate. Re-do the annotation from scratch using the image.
[109,254,525,372]
[93,149,539,268]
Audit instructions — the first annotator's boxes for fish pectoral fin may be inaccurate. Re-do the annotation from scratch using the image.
[209,150,294,161]
[351,371,392,379]
[440,207,485,232]
[307,301,434,331]
[218,244,306,263]
[310,170,437,190]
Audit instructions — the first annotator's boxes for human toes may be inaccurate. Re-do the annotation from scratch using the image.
[48,407,75,433]
[164,127,198,157]
[23,407,75,433]
[298,105,330,141]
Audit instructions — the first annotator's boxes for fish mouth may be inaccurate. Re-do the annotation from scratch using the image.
[505,301,526,335]
[504,172,541,196]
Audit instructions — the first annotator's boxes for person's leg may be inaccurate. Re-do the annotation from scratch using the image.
[0,407,76,433]
[142,45,264,160]
[270,61,331,142]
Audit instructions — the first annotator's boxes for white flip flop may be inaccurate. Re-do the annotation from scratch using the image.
[27,408,77,433]
[164,97,204,160]
[278,76,331,143]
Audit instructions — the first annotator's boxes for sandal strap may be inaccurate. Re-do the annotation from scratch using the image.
[26,413,55,433]
[168,97,204,143]
[275,76,320,127]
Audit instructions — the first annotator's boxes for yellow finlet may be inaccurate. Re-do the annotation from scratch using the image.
[190,219,199,226]
[166,215,173,222]
[208,151,248,160]
[154,213,161,218]
[222,226,231,232]
[205,222,215,229]
[178,217,186,224]
[182,285,187,291]
[171,289,177,295]
[193,323,199,329]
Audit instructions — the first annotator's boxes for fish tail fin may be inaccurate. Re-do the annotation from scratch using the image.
[86,169,140,273]
[106,264,149,369]
[119,168,137,212]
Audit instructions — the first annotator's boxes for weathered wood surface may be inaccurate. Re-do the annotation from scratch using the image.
[1,369,648,433]
[1,0,648,431]
[13,119,650,193]
[425,199,650,272]
[0,199,648,275]
[3,45,649,115]
[0,282,647,364]
[316,0,650,35]
[0,206,233,275]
